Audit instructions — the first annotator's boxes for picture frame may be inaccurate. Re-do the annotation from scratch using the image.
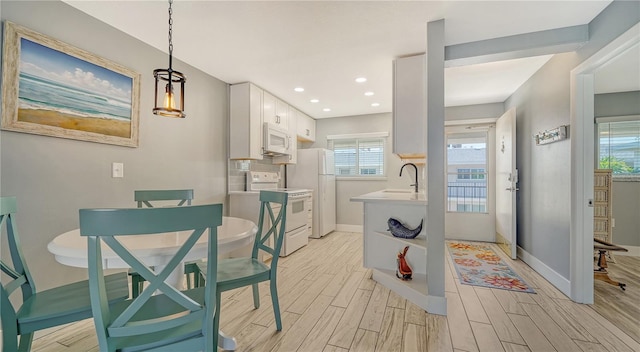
[1,21,140,147]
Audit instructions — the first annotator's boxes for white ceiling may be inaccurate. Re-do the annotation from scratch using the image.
[64,0,613,119]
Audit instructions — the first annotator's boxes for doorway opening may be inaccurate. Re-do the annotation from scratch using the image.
[445,124,496,242]
[570,22,639,303]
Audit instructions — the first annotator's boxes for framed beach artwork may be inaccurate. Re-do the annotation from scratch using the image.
[1,21,140,147]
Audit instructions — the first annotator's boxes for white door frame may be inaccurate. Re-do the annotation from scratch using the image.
[569,23,639,304]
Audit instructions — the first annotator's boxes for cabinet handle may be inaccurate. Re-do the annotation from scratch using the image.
[306,129,309,136]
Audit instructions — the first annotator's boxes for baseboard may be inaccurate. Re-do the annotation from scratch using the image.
[336,224,363,233]
[517,246,571,297]
[616,245,640,257]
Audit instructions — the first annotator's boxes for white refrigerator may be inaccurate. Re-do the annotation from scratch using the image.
[288,148,336,238]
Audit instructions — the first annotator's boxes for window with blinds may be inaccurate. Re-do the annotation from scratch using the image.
[597,118,640,176]
[330,137,386,176]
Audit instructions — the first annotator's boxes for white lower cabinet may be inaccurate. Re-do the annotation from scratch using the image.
[305,196,313,235]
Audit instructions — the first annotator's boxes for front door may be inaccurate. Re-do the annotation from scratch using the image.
[495,108,518,259]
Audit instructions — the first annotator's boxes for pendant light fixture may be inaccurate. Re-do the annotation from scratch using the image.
[153,0,186,118]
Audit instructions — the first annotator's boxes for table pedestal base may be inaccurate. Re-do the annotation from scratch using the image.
[219,330,237,350]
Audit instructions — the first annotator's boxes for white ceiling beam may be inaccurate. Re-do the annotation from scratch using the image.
[445,25,589,67]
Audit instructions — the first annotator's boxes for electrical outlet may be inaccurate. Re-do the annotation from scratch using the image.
[112,162,124,178]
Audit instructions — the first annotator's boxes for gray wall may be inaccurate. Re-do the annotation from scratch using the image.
[445,102,504,122]
[611,181,640,246]
[1,1,229,290]
[505,0,640,279]
[595,91,640,117]
[595,91,640,247]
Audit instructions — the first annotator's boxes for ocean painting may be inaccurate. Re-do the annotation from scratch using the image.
[17,38,133,138]
[2,22,139,146]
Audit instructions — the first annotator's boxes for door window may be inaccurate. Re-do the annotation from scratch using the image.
[446,132,488,213]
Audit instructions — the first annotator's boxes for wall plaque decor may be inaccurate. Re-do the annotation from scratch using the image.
[534,125,568,146]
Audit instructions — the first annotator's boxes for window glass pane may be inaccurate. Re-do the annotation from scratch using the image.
[598,120,640,175]
[358,138,384,175]
[447,132,488,213]
[334,140,357,175]
[332,137,385,176]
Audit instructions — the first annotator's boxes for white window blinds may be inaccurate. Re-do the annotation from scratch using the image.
[328,133,387,177]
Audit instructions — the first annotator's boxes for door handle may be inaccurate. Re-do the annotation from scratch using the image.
[506,187,520,191]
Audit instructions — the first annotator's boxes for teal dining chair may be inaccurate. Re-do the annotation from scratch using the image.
[130,189,202,297]
[197,190,288,331]
[134,189,194,208]
[0,197,129,352]
[79,203,223,351]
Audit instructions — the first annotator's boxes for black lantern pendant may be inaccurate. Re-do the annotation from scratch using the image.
[153,0,186,118]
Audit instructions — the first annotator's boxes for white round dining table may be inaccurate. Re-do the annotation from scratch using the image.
[48,216,257,271]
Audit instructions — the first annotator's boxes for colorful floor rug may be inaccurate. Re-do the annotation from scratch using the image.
[447,242,535,293]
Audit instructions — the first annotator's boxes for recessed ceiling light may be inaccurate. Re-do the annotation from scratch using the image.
[355,77,367,83]
[310,99,319,103]
[364,91,374,96]
[294,87,304,92]
[371,103,380,107]
[323,108,331,112]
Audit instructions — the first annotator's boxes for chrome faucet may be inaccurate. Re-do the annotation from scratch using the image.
[399,163,419,193]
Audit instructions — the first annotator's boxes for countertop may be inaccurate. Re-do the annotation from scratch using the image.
[350,189,427,205]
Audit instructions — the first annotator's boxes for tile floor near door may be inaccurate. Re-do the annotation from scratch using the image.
[32,232,639,351]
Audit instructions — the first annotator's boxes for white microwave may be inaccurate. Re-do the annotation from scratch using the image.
[263,123,290,155]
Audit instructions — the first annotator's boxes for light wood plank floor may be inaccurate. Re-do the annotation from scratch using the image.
[31,232,639,351]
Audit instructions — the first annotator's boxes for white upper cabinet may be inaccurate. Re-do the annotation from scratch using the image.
[273,106,298,164]
[230,82,299,163]
[393,54,426,159]
[296,112,316,142]
[230,82,263,160]
[263,91,289,129]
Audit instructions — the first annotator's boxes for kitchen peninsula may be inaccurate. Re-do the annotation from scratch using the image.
[351,189,446,315]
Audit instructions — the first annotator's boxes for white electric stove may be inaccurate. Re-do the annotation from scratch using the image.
[229,172,312,257]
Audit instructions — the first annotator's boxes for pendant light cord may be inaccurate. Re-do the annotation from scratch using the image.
[168,0,174,71]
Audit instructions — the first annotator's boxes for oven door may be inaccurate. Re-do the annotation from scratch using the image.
[285,196,309,232]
